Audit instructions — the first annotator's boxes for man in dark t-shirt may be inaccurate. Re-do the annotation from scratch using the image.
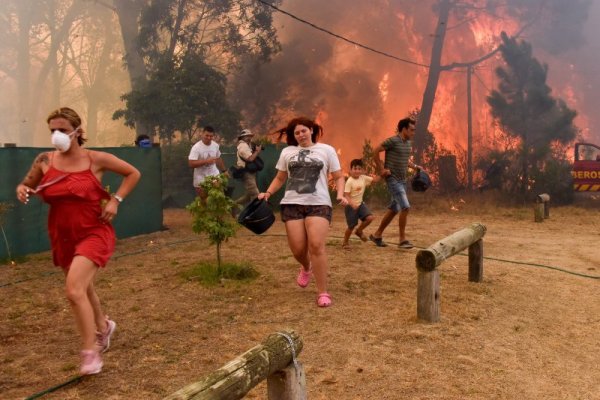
[370,117,423,249]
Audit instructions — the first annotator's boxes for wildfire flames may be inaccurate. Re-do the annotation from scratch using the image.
[274,1,593,171]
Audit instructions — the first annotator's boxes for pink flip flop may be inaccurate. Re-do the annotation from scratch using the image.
[296,266,312,288]
[317,292,332,307]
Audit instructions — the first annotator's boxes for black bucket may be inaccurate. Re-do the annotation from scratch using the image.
[411,169,432,192]
[237,198,275,234]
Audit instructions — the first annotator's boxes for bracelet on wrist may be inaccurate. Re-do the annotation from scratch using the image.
[113,194,124,203]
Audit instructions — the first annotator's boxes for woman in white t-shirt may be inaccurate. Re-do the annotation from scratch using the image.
[258,117,347,307]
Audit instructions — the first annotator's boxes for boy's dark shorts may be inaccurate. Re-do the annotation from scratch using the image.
[344,202,372,229]
[281,204,332,223]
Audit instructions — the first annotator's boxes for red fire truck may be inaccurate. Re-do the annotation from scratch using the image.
[572,142,600,192]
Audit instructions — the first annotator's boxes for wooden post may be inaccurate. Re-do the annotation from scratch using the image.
[417,269,440,322]
[534,203,544,222]
[533,193,550,222]
[416,223,486,323]
[267,363,307,400]
[537,193,550,218]
[415,223,487,271]
[468,239,483,282]
[164,330,303,400]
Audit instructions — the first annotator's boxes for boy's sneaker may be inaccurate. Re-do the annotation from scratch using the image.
[398,240,414,249]
[96,317,116,353]
[80,350,103,375]
[369,234,388,247]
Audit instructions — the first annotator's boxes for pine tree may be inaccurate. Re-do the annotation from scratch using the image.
[487,32,577,196]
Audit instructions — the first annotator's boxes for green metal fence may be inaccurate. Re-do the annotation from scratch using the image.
[0,147,164,260]
[0,144,285,261]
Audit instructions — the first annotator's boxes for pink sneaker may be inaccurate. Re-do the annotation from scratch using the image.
[80,350,103,375]
[296,266,312,288]
[96,317,116,353]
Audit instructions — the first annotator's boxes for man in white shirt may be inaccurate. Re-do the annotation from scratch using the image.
[188,126,226,199]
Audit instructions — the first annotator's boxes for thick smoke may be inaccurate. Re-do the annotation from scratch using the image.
[233,0,599,165]
[232,0,428,163]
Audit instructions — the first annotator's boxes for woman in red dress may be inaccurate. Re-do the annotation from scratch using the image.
[15,107,141,375]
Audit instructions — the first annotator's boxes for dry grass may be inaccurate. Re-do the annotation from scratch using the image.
[1,200,599,399]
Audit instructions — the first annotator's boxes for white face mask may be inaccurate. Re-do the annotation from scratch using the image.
[51,128,78,152]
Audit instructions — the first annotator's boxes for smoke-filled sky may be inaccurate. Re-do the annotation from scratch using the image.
[1,0,599,165]
[243,0,600,164]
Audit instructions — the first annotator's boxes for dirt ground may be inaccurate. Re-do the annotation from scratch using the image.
[1,196,599,399]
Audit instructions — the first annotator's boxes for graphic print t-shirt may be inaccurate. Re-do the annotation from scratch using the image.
[188,140,221,187]
[276,143,341,207]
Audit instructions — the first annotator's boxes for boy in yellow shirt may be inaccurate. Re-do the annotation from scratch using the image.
[342,159,380,249]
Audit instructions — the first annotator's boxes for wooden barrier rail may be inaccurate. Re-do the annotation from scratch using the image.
[415,223,487,323]
[164,330,305,400]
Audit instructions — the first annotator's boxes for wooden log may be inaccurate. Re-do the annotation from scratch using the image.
[267,363,307,400]
[415,223,487,272]
[417,268,440,322]
[534,203,544,222]
[468,239,483,282]
[164,330,303,400]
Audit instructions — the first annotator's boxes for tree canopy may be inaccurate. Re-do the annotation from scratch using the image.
[112,0,281,141]
[487,32,577,196]
[113,52,240,141]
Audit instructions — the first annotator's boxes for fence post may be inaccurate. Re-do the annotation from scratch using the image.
[468,239,484,282]
[267,363,307,400]
[538,193,550,218]
[416,223,486,322]
[416,268,441,322]
[534,193,550,222]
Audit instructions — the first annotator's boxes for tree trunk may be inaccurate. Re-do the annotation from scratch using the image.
[114,0,152,137]
[438,154,458,192]
[86,11,115,144]
[33,2,81,108]
[216,241,222,272]
[16,1,33,145]
[466,66,473,190]
[414,0,451,163]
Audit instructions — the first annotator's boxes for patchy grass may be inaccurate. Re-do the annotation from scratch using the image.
[2,206,600,399]
[180,261,259,285]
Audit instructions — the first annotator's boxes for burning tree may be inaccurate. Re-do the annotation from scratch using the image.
[412,0,590,187]
[486,32,577,199]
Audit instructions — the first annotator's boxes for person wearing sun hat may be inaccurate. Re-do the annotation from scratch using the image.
[235,129,262,206]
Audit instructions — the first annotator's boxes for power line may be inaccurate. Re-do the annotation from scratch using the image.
[254,0,429,68]
[473,70,492,92]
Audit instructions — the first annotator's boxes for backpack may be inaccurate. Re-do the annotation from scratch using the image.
[243,156,264,173]
[228,165,245,179]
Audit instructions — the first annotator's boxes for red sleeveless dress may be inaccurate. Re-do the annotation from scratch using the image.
[37,152,115,269]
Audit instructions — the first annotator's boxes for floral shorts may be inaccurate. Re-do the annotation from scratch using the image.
[280,204,333,223]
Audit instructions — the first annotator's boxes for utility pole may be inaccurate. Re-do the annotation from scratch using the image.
[467,66,473,190]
